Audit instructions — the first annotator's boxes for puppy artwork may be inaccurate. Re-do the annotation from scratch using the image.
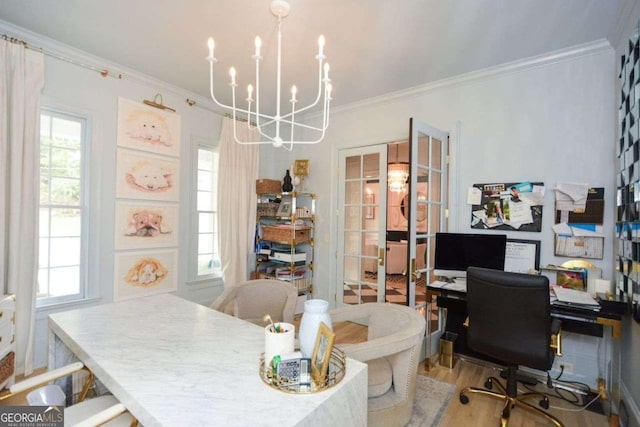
[125,160,173,193]
[117,97,181,157]
[116,148,179,201]
[115,202,178,250]
[124,257,168,287]
[126,210,163,237]
[115,250,177,301]
[124,110,172,146]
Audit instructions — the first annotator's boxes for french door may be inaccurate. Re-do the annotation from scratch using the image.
[336,119,448,323]
[337,146,388,305]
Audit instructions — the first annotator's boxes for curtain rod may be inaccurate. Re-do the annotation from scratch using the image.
[2,33,122,80]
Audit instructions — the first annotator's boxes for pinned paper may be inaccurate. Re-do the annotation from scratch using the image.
[467,187,482,205]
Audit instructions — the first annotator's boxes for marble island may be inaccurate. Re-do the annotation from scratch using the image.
[48,293,367,426]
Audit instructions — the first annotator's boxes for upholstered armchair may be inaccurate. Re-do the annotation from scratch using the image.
[210,279,298,325]
[330,303,425,427]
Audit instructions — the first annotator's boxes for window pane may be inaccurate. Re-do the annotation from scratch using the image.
[198,255,215,276]
[197,191,213,211]
[50,177,80,205]
[40,114,51,137]
[198,149,213,171]
[198,233,214,254]
[39,238,49,268]
[39,209,50,237]
[49,237,80,267]
[199,212,214,233]
[51,117,81,149]
[50,209,81,237]
[51,147,81,178]
[198,170,213,191]
[49,266,80,296]
[37,269,49,297]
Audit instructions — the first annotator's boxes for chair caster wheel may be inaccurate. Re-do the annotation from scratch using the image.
[460,394,469,404]
[539,397,549,409]
[484,379,493,389]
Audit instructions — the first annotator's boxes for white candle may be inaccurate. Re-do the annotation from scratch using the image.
[324,63,330,81]
[254,36,262,57]
[229,67,236,85]
[207,37,215,59]
[247,84,254,100]
[290,85,297,102]
[318,34,325,56]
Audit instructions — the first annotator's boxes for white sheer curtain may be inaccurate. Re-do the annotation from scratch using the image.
[0,40,45,376]
[217,117,260,288]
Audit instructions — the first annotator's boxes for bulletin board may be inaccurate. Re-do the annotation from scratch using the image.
[469,182,544,232]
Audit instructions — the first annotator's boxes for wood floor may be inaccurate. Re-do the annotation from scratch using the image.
[332,320,611,427]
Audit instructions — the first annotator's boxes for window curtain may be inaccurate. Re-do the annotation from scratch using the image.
[217,117,260,288]
[0,39,45,376]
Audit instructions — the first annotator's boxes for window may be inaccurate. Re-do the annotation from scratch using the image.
[195,144,221,278]
[38,110,88,306]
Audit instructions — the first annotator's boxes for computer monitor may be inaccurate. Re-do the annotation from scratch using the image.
[434,232,507,279]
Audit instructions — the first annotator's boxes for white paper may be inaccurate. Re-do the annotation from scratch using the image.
[552,223,573,236]
[504,241,538,274]
[553,286,599,306]
[520,191,545,206]
[467,187,482,205]
[555,190,587,211]
[555,182,590,201]
[506,200,533,224]
[570,225,605,237]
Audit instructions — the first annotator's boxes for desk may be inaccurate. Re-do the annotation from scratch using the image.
[427,282,623,358]
[48,294,367,426]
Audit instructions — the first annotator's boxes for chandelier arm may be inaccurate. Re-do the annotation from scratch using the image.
[278,56,324,121]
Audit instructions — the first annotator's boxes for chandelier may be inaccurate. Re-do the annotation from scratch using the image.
[206,0,332,151]
[388,144,409,193]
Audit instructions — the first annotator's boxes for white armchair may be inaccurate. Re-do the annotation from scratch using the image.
[330,303,426,427]
[210,279,298,325]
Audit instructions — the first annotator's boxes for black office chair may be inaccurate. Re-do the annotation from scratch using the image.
[459,267,563,427]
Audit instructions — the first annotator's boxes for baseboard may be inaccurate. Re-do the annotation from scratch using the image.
[620,381,640,427]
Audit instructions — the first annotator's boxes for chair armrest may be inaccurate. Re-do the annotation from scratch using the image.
[73,403,128,427]
[6,362,85,395]
[337,332,421,363]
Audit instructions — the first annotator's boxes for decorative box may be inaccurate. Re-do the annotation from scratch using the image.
[256,179,281,194]
[262,225,311,244]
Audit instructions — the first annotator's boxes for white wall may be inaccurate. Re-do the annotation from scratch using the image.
[0,21,226,368]
[268,41,616,388]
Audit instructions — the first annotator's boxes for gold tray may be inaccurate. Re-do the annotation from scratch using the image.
[259,348,346,394]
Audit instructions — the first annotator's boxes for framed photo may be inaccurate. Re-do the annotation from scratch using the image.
[294,159,310,176]
[276,201,292,217]
[504,239,541,274]
[311,322,335,383]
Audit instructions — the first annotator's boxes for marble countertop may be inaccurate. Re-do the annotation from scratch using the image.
[48,293,367,426]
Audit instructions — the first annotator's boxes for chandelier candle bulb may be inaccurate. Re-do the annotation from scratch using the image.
[291,85,297,102]
[254,36,262,57]
[247,84,254,102]
[318,34,325,56]
[324,63,330,81]
[207,37,215,61]
[229,67,236,86]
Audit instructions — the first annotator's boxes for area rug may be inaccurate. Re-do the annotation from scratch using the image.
[408,374,457,427]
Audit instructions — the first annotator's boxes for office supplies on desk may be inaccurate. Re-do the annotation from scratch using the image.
[553,286,599,307]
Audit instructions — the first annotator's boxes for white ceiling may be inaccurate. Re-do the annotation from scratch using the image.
[0,0,626,112]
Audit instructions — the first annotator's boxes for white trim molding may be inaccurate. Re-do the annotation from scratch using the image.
[621,380,640,427]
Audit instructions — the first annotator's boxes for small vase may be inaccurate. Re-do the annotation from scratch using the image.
[282,169,293,193]
[298,299,332,358]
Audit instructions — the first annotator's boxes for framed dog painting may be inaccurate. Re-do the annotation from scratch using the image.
[114,201,179,250]
[116,97,181,158]
[115,148,180,202]
[114,249,178,301]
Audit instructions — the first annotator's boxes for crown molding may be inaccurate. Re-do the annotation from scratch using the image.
[327,39,613,116]
[0,19,221,115]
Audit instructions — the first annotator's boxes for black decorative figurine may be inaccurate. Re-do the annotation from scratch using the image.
[282,170,293,192]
